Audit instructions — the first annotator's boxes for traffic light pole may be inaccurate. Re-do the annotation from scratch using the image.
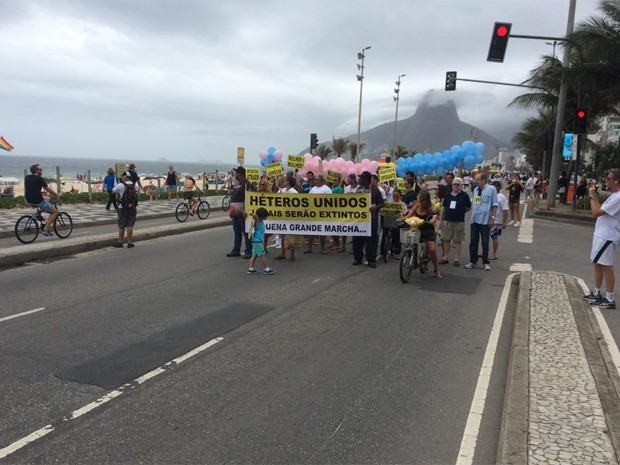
[455,77,544,90]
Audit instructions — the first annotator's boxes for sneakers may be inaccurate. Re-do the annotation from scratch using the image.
[40,229,54,237]
[594,299,616,309]
[584,292,604,304]
[247,268,259,274]
[226,251,241,257]
[464,263,476,269]
[127,243,135,248]
[113,242,124,248]
[263,267,276,275]
[484,264,492,271]
[508,220,515,226]
[514,221,521,227]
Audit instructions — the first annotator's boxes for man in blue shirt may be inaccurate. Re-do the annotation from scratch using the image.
[465,173,499,271]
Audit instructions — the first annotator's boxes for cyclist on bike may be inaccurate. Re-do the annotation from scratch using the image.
[403,189,442,279]
[182,175,198,215]
[24,164,64,237]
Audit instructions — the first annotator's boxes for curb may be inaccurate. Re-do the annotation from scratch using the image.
[568,275,620,462]
[497,271,530,465]
[0,217,230,268]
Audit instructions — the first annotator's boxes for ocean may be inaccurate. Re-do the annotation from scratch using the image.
[0,154,236,180]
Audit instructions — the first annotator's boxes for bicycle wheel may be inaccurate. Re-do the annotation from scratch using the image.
[399,246,416,283]
[419,243,430,274]
[222,195,230,212]
[15,215,39,244]
[197,200,211,219]
[54,212,73,238]
[175,202,190,222]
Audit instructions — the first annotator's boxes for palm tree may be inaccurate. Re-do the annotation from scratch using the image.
[512,109,556,171]
[391,145,409,159]
[331,137,350,158]
[349,142,365,163]
[314,144,333,161]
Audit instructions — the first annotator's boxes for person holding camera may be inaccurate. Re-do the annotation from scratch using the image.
[584,169,620,309]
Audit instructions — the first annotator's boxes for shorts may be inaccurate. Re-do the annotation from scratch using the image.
[117,208,137,229]
[252,241,265,257]
[442,221,465,242]
[36,200,54,213]
[184,191,194,200]
[490,224,502,239]
[167,184,176,190]
[591,235,617,266]
[420,229,437,243]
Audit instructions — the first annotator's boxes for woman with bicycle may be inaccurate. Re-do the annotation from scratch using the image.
[403,189,442,279]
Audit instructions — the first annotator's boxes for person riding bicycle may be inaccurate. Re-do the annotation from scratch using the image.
[403,189,442,279]
[24,164,64,237]
[182,175,198,215]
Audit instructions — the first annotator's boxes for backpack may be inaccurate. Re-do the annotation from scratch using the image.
[120,182,138,210]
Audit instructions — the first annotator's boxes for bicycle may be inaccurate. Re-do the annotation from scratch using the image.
[15,201,73,244]
[399,216,431,283]
[221,188,233,212]
[380,215,400,263]
[175,194,211,222]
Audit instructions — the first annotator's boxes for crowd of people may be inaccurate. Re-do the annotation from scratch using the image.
[223,166,538,278]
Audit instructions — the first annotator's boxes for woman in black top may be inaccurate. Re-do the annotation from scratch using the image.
[507,176,524,226]
[405,189,441,278]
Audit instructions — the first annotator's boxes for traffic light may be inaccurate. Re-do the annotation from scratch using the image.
[445,71,457,91]
[574,109,587,134]
[310,133,318,151]
[487,22,512,63]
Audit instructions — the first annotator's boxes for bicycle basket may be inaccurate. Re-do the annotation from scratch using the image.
[400,228,421,244]
[405,216,425,230]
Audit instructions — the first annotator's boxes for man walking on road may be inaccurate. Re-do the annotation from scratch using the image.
[584,169,620,309]
[112,171,138,248]
[226,166,254,259]
[465,173,498,271]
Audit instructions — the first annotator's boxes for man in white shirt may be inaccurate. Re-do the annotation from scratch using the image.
[584,169,620,309]
[304,174,331,254]
[489,181,509,260]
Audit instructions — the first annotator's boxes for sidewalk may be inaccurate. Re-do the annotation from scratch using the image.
[499,271,620,464]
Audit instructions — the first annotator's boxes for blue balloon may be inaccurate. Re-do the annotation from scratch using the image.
[451,145,461,153]
[464,155,476,170]
[476,142,486,155]
[267,146,276,155]
[462,140,476,154]
[475,153,484,164]
[458,149,468,159]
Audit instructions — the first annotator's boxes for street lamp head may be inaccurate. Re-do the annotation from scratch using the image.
[356,75,363,81]
[357,52,364,60]
[393,96,398,102]
[394,88,399,93]
[364,46,371,51]
[357,64,362,70]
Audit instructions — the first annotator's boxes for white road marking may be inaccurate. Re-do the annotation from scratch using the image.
[456,273,517,465]
[510,263,532,272]
[516,201,533,243]
[0,307,45,323]
[0,336,224,460]
[576,278,620,377]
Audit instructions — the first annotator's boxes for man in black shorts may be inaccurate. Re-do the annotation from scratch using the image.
[24,164,64,236]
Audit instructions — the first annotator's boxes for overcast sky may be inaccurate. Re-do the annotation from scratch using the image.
[1,0,602,164]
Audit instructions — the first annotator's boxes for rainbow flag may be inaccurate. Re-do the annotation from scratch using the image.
[0,136,14,152]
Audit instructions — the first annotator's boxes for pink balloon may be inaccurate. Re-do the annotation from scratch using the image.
[274,151,283,162]
[369,161,379,173]
[259,150,268,159]
[355,164,364,175]
[361,158,370,168]
[304,153,313,160]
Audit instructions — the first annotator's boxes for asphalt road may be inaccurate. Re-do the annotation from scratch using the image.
[0,221,524,464]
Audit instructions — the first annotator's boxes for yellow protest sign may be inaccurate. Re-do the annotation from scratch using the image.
[287,155,305,169]
[326,170,342,184]
[396,177,405,190]
[237,147,245,165]
[245,192,372,236]
[378,166,397,182]
[266,163,283,178]
[382,201,405,217]
[245,168,260,183]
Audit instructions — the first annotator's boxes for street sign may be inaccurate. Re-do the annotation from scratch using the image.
[237,147,245,165]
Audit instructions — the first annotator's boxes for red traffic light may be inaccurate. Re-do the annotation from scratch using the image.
[577,110,586,119]
[496,25,509,37]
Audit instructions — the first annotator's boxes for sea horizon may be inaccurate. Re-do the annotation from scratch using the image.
[0,154,241,180]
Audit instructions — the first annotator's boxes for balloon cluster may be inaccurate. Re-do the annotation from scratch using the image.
[259,146,284,167]
[301,153,379,177]
[395,140,486,177]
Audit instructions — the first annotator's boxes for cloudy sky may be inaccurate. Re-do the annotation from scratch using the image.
[1,0,601,164]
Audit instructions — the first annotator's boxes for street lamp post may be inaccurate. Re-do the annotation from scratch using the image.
[392,74,406,156]
[356,46,371,160]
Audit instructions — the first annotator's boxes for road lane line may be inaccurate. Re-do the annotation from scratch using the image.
[456,273,517,465]
[0,336,223,460]
[576,278,620,377]
[0,307,45,323]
